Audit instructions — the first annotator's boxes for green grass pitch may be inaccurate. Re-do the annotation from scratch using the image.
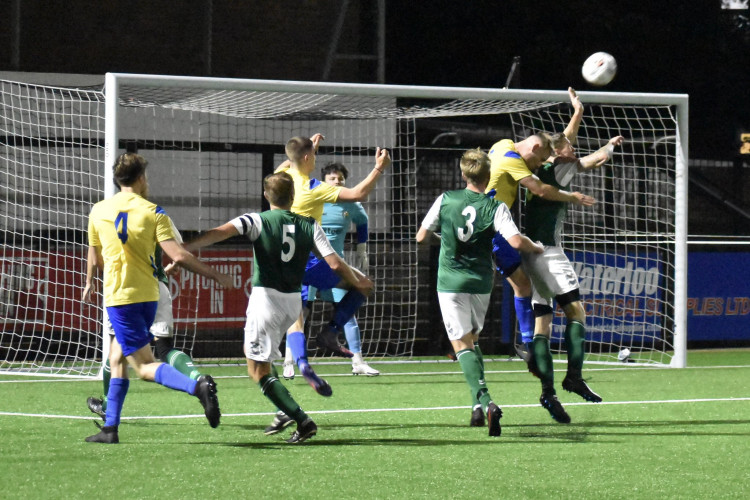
[1,349,749,499]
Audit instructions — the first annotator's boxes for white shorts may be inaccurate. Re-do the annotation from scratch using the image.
[103,281,174,338]
[437,292,491,341]
[244,287,302,363]
[522,246,579,308]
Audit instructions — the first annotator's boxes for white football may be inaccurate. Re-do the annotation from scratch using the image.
[582,52,617,86]
[618,348,631,362]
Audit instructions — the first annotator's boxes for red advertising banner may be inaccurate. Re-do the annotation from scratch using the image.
[169,248,253,329]
[1,247,253,333]
[1,249,99,333]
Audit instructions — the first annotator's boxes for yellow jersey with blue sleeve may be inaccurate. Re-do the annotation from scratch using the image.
[87,192,176,307]
[486,139,533,208]
[275,164,341,222]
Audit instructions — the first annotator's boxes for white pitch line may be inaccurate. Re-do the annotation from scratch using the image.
[2,396,749,422]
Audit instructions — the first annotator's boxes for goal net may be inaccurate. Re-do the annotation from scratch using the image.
[0,74,687,377]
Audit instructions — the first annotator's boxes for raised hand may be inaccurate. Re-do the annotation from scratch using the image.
[375,147,391,171]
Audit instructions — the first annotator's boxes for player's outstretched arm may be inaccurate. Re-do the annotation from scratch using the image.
[325,252,374,296]
[563,87,584,145]
[337,147,391,202]
[160,239,236,289]
[579,135,625,170]
[415,226,441,244]
[506,233,544,254]
[182,222,240,253]
[520,175,596,206]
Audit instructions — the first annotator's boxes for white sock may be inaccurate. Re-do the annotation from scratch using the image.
[352,352,364,365]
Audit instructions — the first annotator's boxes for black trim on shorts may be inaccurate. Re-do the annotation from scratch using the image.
[533,303,554,317]
[555,288,581,308]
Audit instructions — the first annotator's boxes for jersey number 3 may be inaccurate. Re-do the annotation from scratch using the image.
[457,206,476,242]
[114,212,128,244]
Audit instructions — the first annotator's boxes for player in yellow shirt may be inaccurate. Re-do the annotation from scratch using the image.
[486,115,595,363]
[275,133,390,395]
[83,153,235,444]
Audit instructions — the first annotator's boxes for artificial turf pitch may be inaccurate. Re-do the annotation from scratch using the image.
[1,349,749,499]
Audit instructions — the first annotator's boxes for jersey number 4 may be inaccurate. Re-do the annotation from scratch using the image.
[114,212,128,244]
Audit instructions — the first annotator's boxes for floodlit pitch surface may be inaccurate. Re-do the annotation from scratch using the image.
[1,350,748,498]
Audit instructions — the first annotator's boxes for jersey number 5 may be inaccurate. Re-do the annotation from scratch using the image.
[457,206,476,242]
[114,212,128,244]
[281,224,296,262]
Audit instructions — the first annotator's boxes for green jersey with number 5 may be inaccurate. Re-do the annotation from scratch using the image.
[230,209,332,293]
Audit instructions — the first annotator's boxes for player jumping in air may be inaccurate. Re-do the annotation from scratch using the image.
[523,88,625,422]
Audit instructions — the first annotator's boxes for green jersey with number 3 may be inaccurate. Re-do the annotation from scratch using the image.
[426,190,506,294]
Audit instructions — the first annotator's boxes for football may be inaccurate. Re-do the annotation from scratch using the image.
[582,52,617,86]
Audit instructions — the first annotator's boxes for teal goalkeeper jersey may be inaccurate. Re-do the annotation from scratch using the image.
[421,189,519,294]
[525,159,580,247]
[321,201,368,257]
[229,209,334,293]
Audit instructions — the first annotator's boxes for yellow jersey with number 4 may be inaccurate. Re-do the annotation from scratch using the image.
[87,192,176,306]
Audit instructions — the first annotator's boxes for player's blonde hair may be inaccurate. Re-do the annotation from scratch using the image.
[264,171,295,208]
[460,148,491,186]
[113,153,148,187]
[548,132,569,151]
[285,136,314,163]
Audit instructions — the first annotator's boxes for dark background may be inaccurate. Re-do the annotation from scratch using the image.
[2,0,748,161]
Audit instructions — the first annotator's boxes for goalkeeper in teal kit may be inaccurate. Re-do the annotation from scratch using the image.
[283,162,380,376]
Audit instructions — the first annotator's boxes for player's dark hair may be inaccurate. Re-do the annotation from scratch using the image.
[285,136,314,163]
[321,162,349,180]
[264,171,295,208]
[113,153,148,187]
[460,148,490,186]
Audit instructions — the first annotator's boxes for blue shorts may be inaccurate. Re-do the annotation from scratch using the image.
[302,253,342,293]
[106,302,158,357]
[493,233,521,277]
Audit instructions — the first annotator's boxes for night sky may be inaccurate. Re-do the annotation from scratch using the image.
[386,1,750,160]
[2,1,748,160]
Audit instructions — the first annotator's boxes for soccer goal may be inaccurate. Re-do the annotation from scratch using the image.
[0,74,687,377]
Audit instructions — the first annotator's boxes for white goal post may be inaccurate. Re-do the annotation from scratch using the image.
[0,73,687,377]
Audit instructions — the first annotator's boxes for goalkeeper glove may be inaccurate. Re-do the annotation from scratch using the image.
[355,243,369,275]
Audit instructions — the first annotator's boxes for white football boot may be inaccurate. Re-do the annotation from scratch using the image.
[351,352,380,376]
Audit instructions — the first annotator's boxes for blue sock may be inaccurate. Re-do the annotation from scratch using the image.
[343,316,361,354]
[330,290,366,332]
[104,378,129,427]
[154,363,197,394]
[287,331,308,367]
[514,296,534,344]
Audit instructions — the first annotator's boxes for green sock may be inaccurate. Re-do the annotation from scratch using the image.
[457,349,492,411]
[165,349,202,380]
[564,321,586,377]
[531,335,555,394]
[101,357,111,411]
[470,343,486,408]
[259,374,308,424]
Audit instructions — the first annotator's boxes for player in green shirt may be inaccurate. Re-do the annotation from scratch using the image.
[417,148,543,436]
[183,172,371,443]
[523,91,625,422]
